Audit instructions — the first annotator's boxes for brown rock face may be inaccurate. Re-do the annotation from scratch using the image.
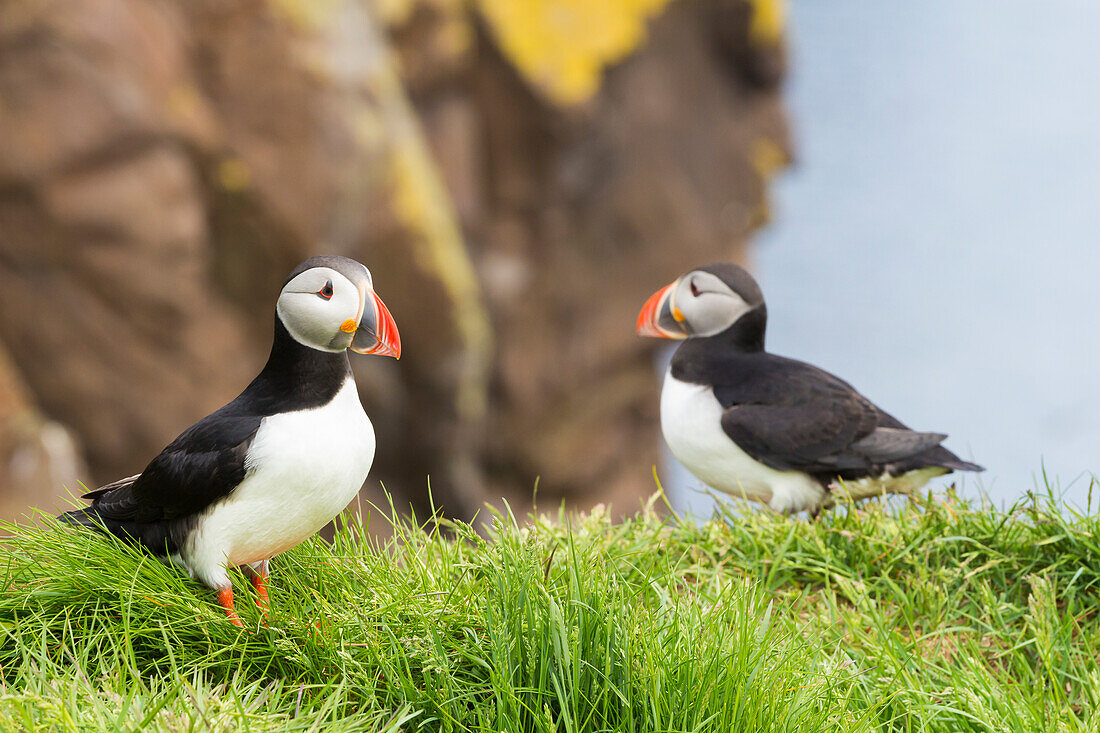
[0,0,787,521]
[0,0,251,487]
[406,1,790,514]
[0,344,86,521]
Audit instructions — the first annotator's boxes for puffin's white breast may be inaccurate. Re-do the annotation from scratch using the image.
[188,378,375,576]
[660,370,824,514]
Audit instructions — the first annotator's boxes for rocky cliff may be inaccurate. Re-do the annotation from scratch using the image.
[0,0,789,522]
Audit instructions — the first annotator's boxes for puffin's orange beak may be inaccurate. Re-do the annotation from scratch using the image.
[636,279,688,339]
[350,290,401,359]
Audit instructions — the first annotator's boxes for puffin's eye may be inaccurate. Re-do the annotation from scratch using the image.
[318,280,334,300]
[690,280,700,297]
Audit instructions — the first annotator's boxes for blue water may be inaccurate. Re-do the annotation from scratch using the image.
[666,0,1100,515]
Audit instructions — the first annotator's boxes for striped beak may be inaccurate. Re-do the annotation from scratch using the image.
[636,279,689,339]
[351,289,401,359]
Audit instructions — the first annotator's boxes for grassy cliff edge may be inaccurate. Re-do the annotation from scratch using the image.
[1,485,1098,731]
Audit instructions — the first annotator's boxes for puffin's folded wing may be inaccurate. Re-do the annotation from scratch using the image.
[713,355,962,476]
[89,412,261,523]
[713,356,881,473]
[719,403,880,473]
[849,428,947,463]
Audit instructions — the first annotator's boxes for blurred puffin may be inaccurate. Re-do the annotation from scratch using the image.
[62,255,400,625]
[637,263,981,515]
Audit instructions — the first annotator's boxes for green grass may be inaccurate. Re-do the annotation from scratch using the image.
[1,484,1098,731]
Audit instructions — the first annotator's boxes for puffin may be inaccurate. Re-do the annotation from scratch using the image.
[637,263,981,515]
[61,255,400,625]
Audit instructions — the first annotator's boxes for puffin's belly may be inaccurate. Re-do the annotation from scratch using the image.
[660,372,823,512]
[193,380,375,568]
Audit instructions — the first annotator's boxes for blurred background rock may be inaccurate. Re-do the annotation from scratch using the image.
[0,0,789,523]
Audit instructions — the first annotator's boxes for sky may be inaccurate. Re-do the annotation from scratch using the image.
[665,0,1100,515]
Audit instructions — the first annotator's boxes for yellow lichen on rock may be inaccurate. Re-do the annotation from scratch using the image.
[266,0,344,30]
[390,0,785,104]
[217,157,252,192]
[364,17,492,421]
[474,0,676,105]
[747,0,786,46]
[750,137,789,181]
[389,129,493,420]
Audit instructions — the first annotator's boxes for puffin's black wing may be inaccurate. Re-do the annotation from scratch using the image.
[83,410,261,523]
[713,355,957,477]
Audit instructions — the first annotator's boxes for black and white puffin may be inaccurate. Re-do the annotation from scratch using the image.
[637,263,981,515]
[62,255,400,625]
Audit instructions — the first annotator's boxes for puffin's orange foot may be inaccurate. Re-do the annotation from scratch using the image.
[251,573,270,614]
[217,587,243,627]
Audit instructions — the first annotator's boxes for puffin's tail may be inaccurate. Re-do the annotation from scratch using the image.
[905,444,983,474]
[872,409,983,474]
[59,474,141,536]
[887,447,983,477]
[59,502,174,556]
[940,457,983,472]
[58,506,123,535]
[59,506,141,547]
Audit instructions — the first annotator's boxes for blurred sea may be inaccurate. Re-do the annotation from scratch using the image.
[666,0,1100,515]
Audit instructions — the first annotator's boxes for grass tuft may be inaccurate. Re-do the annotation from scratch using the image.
[1,486,1098,731]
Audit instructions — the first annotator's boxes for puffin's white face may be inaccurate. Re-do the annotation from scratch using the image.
[276,263,400,358]
[637,268,757,339]
[277,266,364,353]
[669,271,753,337]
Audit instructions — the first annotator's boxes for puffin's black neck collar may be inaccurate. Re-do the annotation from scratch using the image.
[239,317,352,414]
[670,306,767,383]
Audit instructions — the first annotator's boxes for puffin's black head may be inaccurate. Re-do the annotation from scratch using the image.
[636,263,766,344]
[277,255,401,359]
